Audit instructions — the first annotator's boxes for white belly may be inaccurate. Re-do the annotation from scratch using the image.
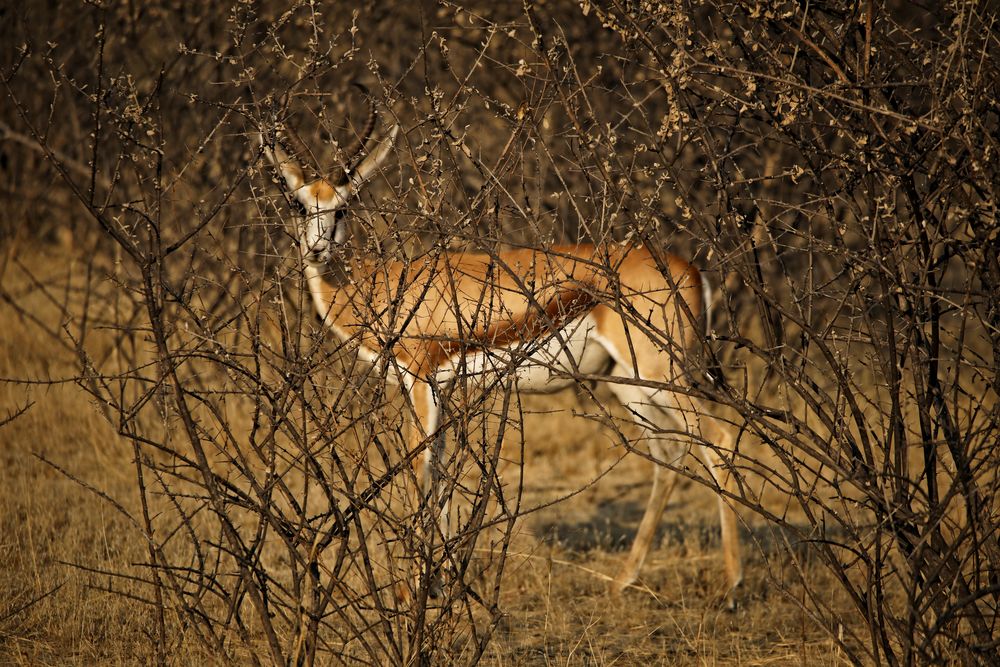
[433,315,611,393]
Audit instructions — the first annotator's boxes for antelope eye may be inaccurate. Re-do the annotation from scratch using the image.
[290,198,308,216]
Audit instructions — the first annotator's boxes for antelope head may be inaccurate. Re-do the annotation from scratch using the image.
[261,88,399,265]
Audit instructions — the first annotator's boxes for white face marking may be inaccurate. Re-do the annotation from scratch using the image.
[295,185,351,264]
[264,125,398,265]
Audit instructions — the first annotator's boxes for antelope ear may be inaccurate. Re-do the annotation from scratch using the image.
[350,125,399,189]
[260,132,305,193]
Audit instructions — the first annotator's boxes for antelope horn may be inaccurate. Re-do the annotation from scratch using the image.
[328,83,378,186]
[279,121,319,179]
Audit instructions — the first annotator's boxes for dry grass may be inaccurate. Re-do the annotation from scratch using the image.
[4,1,997,661]
[0,246,859,665]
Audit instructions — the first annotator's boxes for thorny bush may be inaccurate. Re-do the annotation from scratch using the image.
[2,1,999,664]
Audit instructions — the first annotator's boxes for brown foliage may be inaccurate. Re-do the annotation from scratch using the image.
[2,1,998,664]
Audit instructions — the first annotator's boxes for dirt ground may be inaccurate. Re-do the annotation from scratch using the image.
[0,247,862,665]
[5,0,998,660]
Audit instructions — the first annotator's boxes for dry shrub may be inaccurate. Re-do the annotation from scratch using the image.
[2,1,998,664]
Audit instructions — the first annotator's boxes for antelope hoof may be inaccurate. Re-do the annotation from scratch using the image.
[422,562,453,600]
[427,571,444,599]
[722,581,742,611]
[609,573,633,598]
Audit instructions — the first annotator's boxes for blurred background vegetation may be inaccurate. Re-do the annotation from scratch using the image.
[2,1,998,664]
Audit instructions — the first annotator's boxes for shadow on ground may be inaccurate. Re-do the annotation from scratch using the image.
[533,500,838,562]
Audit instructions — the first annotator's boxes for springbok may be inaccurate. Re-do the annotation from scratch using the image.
[259,92,743,605]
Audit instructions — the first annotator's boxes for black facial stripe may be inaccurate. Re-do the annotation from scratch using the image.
[288,197,308,216]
